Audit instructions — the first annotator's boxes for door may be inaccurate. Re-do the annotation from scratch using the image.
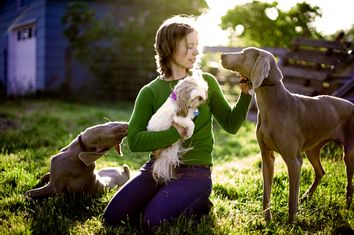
[8,23,36,95]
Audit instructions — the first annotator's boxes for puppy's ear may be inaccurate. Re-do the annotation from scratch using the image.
[250,54,270,90]
[79,152,105,166]
[176,89,189,117]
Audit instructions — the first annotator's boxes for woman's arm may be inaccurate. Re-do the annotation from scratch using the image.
[127,86,181,152]
[206,73,252,134]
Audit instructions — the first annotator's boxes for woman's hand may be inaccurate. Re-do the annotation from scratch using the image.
[239,76,251,94]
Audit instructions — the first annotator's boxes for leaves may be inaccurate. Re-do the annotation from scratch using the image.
[220,1,323,47]
[61,1,208,99]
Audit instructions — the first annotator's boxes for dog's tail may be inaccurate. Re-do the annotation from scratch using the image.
[25,183,56,198]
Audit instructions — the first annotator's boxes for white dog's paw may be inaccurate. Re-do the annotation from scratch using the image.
[173,116,194,139]
[185,123,194,139]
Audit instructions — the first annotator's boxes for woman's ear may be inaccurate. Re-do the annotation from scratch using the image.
[250,54,270,90]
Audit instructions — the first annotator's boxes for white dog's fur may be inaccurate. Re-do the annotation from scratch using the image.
[26,121,130,198]
[221,47,354,222]
[147,73,208,183]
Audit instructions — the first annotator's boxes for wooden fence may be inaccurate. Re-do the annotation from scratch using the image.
[203,37,354,103]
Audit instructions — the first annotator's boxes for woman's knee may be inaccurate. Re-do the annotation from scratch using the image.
[102,191,132,226]
[103,207,119,226]
[143,211,165,229]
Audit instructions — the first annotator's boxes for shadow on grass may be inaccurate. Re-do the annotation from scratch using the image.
[26,193,107,234]
[24,191,217,234]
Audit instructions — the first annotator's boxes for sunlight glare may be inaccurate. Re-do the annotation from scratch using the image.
[199,0,354,46]
[234,24,244,36]
[265,7,279,20]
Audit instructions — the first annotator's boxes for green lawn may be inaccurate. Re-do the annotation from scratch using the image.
[0,98,353,234]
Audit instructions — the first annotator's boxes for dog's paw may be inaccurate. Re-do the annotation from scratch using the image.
[173,116,195,139]
[185,124,194,139]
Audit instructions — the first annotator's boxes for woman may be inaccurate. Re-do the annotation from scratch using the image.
[103,14,252,229]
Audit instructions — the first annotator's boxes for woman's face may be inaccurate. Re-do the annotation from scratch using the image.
[171,30,199,71]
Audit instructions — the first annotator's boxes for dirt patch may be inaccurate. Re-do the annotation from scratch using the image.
[0,117,19,132]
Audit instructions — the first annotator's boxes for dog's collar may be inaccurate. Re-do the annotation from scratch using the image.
[240,77,276,88]
[78,134,88,152]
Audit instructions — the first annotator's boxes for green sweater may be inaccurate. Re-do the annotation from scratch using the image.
[127,72,252,166]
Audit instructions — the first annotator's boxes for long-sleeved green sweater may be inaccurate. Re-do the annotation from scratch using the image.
[127,72,252,166]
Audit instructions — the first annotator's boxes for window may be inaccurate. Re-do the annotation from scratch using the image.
[16,25,36,41]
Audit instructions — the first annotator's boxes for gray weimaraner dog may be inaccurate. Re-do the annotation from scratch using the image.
[221,47,354,222]
[26,121,130,198]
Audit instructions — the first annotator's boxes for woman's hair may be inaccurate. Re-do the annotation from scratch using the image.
[154,15,199,77]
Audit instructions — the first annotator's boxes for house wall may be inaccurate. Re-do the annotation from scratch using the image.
[0,1,18,95]
[44,0,105,93]
[44,1,67,90]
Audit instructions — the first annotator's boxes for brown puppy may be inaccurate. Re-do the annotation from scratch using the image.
[221,47,354,222]
[26,121,130,198]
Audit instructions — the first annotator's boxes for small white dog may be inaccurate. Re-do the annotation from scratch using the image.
[147,73,208,183]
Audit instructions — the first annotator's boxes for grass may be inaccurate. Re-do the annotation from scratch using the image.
[0,98,353,234]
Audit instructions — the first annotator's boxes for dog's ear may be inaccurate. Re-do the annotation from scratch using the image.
[79,152,105,166]
[250,54,270,91]
[176,89,189,117]
[114,143,123,155]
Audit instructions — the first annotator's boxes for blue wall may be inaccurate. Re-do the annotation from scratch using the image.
[44,1,68,90]
[0,1,18,95]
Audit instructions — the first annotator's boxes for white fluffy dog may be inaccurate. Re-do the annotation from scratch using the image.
[147,73,208,183]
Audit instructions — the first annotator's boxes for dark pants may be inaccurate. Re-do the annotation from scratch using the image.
[103,160,212,228]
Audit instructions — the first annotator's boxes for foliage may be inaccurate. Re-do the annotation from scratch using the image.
[220,1,323,47]
[329,25,354,43]
[61,0,208,99]
[109,0,208,51]
[0,98,353,234]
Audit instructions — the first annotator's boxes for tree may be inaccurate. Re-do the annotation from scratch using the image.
[220,1,322,47]
[330,25,354,43]
[112,0,208,53]
[62,0,208,100]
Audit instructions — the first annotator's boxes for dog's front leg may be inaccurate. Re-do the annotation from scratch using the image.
[261,147,275,222]
[283,154,303,223]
